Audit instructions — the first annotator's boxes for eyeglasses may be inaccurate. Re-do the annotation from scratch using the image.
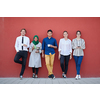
[77,34,81,35]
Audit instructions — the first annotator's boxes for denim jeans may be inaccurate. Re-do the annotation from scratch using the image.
[73,56,83,75]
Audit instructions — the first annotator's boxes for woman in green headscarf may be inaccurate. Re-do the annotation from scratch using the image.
[29,35,42,78]
[32,35,39,45]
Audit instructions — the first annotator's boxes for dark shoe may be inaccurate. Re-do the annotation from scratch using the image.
[32,73,35,78]
[48,75,52,78]
[51,74,55,79]
[62,73,64,78]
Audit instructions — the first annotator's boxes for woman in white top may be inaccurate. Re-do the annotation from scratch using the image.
[72,30,85,80]
[58,31,72,78]
[29,35,42,78]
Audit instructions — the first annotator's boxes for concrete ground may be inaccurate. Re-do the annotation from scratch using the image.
[0,77,100,84]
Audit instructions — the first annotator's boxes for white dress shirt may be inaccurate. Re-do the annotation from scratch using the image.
[58,38,72,56]
[15,36,30,52]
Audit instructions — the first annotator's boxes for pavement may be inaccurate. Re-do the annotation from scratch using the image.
[0,77,100,84]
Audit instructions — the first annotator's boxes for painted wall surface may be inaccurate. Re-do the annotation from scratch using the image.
[0,17,100,78]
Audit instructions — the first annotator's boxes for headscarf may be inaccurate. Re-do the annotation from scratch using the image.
[32,35,39,45]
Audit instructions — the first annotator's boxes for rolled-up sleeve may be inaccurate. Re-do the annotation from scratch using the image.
[27,38,30,48]
[81,39,85,49]
[70,40,72,53]
[54,39,58,48]
[42,39,45,50]
[15,37,19,52]
[58,39,61,51]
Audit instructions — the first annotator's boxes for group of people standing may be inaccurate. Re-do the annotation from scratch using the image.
[14,29,85,80]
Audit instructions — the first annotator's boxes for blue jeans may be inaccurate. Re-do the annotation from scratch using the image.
[73,56,83,75]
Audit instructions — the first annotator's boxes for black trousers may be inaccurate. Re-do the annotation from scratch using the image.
[60,55,70,74]
[14,51,28,76]
[32,68,39,75]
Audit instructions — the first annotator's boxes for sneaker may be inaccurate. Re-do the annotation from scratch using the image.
[32,73,35,78]
[35,75,38,78]
[20,75,23,80]
[48,75,52,78]
[78,75,81,79]
[75,75,79,80]
[51,74,55,79]
[63,74,66,78]
[62,73,64,78]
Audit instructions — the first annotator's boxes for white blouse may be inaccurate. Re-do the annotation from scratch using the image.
[58,38,72,56]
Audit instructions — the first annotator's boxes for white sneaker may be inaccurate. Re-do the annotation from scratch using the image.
[32,73,35,78]
[20,75,23,80]
[52,76,55,79]
[63,74,67,78]
[78,75,81,79]
[75,75,79,80]
[35,75,38,78]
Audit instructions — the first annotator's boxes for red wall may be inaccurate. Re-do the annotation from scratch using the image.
[0,17,100,78]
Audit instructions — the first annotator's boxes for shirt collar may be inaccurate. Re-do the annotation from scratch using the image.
[21,35,25,38]
[47,37,52,39]
[63,38,69,41]
[76,38,81,41]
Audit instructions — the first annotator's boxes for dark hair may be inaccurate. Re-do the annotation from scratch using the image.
[63,31,68,34]
[47,29,53,33]
[76,30,81,35]
[20,28,27,33]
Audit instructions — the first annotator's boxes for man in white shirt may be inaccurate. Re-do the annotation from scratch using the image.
[14,28,30,79]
